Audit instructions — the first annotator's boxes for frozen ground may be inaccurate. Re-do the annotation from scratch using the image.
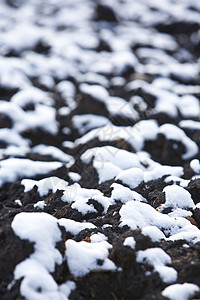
[0,0,200,299]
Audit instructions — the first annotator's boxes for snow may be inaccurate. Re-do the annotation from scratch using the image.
[123,237,136,249]
[58,107,71,116]
[80,72,109,87]
[32,144,74,166]
[61,184,104,215]
[79,83,138,119]
[106,96,139,120]
[38,75,55,89]
[159,124,199,160]
[179,120,200,130]
[22,177,111,215]
[162,283,199,300]
[15,199,22,206]
[178,95,200,118]
[190,159,200,174]
[0,101,58,135]
[111,183,147,203]
[58,219,96,235]
[116,168,144,189]
[81,146,143,170]
[164,176,190,188]
[11,212,69,300]
[94,160,122,184]
[167,208,192,218]
[110,51,138,74]
[80,84,109,103]
[162,185,195,210]
[0,159,62,187]
[167,225,200,244]
[65,239,116,277]
[0,22,44,52]
[72,114,110,135]
[11,87,53,107]
[111,76,126,86]
[62,127,71,135]
[0,145,29,160]
[59,281,76,299]
[76,120,158,152]
[141,226,166,242]
[143,165,183,182]
[136,248,177,283]
[90,233,108,243]
[56,81,76,99]
[119,200,200,242]
[68,172,81,182]
[34,201,46,210]
[0,128,30,147]
[22,177,69,196]
[56,80,77,110]
[12,212,62,271]
[90,194,115,213]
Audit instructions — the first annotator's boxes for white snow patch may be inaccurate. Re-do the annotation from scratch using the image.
[79,84,108,102]
[90,233,108,243]
[164,176,189,188]
[15,199,22,206]
[11,212,68,300]
[65,239,116,277]
[111,183,147,203]
[32,144,74,166]
[11,87,53,107]
[190,159,200,174]
[34,201,46,210]
[68,172,81,182]
[144,165,183,182]
[0,159,62,187]
[179,120,200,130]
[58,281,76,299]
[119,200,200,242]
[162,283,199,300]
[167,208,192,218]
[56,81,76,98]
[56,80,76,110]
[159,124,198,160]
[58,106,71,116]
[0,101,58,135]
[62,127,71,135]
[136,248,177,283]
[22,177,69,196]
[58,218,96,235]
[80,83,138,119]
[167,225,200,244]
[61,184,104,215]
[177,95,200,118]
[116,168,144,189]
[141,226,166,242]
[76,120,158,152]
[0,128,30,147]
[81,146,144,171]
[123,237,136,249]
[72,114,110,135]
[162,185,195,210]
[94,160,122,184]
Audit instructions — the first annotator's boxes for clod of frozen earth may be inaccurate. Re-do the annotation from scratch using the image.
[162,185,195,210]
[136,247,177,283]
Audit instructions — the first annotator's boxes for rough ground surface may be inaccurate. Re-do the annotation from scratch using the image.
[0,0,200,299]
